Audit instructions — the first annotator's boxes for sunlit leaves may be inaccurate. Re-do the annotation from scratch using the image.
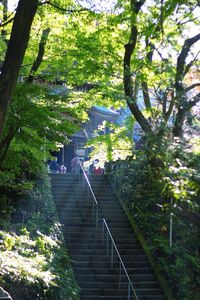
[87,121,133,163]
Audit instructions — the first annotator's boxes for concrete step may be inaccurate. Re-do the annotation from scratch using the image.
[61,221,131,229]
[80,281,160,289]
[56,210,128,218]
[80,288,133,297]
[80,287,164,297]
[70,254,148,263]
[56,204,123,213]
[71,248,143,256]
[80,296,166,300]
[57,213,130,222]
[57,215,129,222]
[55,202,123,210]
[72,259,151,269]
[53,186,85,192]
[74,267,154,276]
[76,273,156,283]
[68,241,141,249]
[64,237,141,248]
[54,195,117,202]
[62,228,138,240]
[80,296,131,300]
[63,225,137,234]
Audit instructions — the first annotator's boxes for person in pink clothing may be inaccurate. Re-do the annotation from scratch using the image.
[71,155,81,174]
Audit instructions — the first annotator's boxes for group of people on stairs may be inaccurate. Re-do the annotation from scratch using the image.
[48,156,104,174]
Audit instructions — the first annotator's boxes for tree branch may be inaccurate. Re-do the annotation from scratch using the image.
[176,33,200,84]
[0,16,15,28]
[134,0,146,14]
[27,27,50,83]
[0,126,18,164]
[39,0,93,13]
[141,81,151,109]
[173,92,200,138]
[127,99,152,133]
[177,16,199,26]
[123,0,152,133]
[185,83,200,93]
[165,90,175,122]
[183,51,200,77]
[188,92,200,108]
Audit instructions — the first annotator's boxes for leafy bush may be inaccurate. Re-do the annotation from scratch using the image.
[0,171,79,300]
[110,142,200,300]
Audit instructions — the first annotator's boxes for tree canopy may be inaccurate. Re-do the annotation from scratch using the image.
[0,1,200,299]
[0,0,199,182]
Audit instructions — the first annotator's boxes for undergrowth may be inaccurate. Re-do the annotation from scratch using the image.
[0,170,79,300]
[110,142,200,300]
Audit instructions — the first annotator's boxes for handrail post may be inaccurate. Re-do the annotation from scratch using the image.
[128,282,130,300]
[96,205,98,228]
[82,174,85,190]
[87,186,89,202]
[111,243,113,269]
[84,175,87,193]
[102,221,104,245]
[106,231,109,255]
[119,262,121,289]
[92,200,95,218]
[102,219,138,300]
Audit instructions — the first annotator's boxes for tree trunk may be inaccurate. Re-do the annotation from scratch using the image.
[173,92,200,138]
[173,33,200,138]
[27,27,50,83]
[123,1,152,135]
[0,126,18,164]
[1,0,8,43]
[0,0,38,136]
[127,100,152,133]
[141,81,151,109]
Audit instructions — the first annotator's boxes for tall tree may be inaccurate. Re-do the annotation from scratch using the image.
[0,0,38,135]
[122,0,200,140]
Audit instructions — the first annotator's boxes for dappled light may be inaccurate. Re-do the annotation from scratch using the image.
[0,0,199,299]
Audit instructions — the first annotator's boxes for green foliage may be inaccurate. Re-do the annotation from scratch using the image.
[86,120,133,164]
[110,140,200,299]
[0,172,79,300]
[0,1,199,298]
[0,80,84,196]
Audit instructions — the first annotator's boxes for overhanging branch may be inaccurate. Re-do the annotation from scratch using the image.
[188,92,200,108]
[185,83,200,93]
[176,33,200,84]
[39,0,94,13]
[0,12,14,28]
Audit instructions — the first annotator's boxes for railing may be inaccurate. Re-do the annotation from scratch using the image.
[79,166,138,300]
[102,219,138,300]
[80,165,99,228]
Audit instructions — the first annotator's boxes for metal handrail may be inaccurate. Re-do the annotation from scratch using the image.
[102,218,138,300]
[80,165,99,228]
[79,166,138,299]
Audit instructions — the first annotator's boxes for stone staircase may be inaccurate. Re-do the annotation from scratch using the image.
[51,173,167,300]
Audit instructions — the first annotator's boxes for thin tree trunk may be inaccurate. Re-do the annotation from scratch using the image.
[123,0,152,134]
[27,27,50,83]
[1,0,8,43]
[141,81,151,109]
[173,33,200,138]
[0,126,18,164]
[0,0,38,136]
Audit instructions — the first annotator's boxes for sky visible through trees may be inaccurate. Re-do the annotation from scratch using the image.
[0,1,199,299]
[7,0,118,11]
